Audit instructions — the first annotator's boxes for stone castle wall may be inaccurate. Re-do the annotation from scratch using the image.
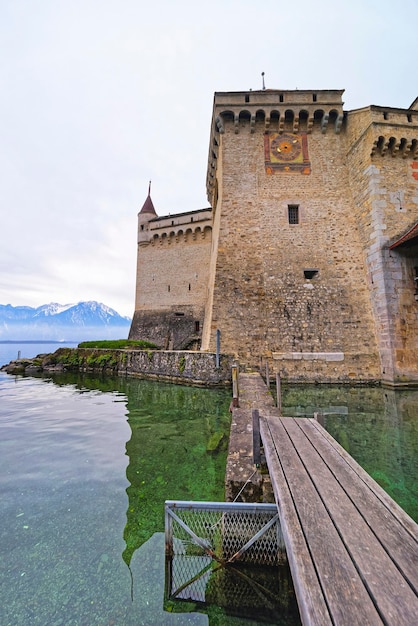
[133,227,212,309]
[129,211,212,349]
[130,89,418,384]
[203,94,381,382]
[346,107,418,383]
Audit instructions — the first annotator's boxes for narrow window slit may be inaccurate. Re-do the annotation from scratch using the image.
[304,269,319,280]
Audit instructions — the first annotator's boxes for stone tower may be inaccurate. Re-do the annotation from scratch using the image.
[201,89,418,384]
[130,89,418,385]
[129,187,213,349]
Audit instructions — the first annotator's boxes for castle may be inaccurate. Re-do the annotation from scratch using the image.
[129,89,418,385]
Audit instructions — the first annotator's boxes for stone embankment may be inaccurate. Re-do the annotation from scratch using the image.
[226,372,277,503]
[1,347,234,387]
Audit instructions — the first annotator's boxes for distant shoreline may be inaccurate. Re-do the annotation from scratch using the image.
[0,340,79,344]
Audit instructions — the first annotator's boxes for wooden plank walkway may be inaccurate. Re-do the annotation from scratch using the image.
[260,413,418,625]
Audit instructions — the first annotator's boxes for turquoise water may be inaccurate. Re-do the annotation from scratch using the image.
[1,344,416,624]
[281,385,418,522]
[0,371,299,625]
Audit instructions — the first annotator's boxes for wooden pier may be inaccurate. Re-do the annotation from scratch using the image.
[229,373,418,625]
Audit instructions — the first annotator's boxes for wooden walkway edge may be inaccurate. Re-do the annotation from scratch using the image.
[260,414,418,625]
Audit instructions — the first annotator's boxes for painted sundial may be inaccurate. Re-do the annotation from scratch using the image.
[270,134,302,161]
[264,132,311,174]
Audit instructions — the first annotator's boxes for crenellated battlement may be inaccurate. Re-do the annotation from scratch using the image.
[207,89,345,202]
[138,208,212,246]
[371,135,418,158]
[344,105,418,159]
[149,224,212,246]
[214,107,344,134]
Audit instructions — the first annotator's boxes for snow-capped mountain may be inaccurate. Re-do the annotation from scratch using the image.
[0,302,132,341]
[33,303,75,316]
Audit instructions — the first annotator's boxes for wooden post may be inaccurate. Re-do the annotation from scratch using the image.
[314,411,325,426]
[276,372,282,414]
[232,364,239,407]
[265,360,270,388]
[215,329,221,368]
[252,409,261,466]
[165,505,172,556]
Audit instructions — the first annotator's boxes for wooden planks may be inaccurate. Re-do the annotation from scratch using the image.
[299,418,418,594]
[260,415,418,626]
[259,420,332,626]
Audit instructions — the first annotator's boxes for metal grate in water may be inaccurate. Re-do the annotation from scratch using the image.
[164,501,299,621]
[165,500,282,567]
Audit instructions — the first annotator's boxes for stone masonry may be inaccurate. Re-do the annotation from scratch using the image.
[130,89,418,385]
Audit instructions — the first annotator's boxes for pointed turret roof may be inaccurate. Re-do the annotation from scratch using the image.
[139,181,157,216]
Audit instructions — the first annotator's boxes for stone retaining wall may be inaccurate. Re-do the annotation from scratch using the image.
[123,349,233,386]
[2,348,234,387]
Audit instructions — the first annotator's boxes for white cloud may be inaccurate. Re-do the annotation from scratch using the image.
[0,0,417,316]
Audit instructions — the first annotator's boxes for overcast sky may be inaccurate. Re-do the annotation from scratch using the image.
[0,0,416,317]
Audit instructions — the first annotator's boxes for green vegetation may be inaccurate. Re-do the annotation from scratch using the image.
[50,348,119,371]
[86,353,118,368]
[206,431,227,453]
[77,339,159,349]
[46,340,160,372]
[121,380,231,567]
[178,355,186,374]
[44,348,81,367]
[41,340,158,374]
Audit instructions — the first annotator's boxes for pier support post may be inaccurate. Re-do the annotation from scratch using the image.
[276,373,282,414]
[265,360,270,388]
[231,364,239,407]
[252,409,261,466]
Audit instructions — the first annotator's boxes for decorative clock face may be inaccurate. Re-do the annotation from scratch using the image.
[270,134,302,161]
[264,131,311,174]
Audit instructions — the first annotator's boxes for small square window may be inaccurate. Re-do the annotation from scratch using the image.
[288,205,299,224]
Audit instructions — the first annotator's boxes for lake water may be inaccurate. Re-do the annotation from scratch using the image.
[0,341,79,368]
[280,384,418,522]
[0,342,301,626]
[1,343,417,625]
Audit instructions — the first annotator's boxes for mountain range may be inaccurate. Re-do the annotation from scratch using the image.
[0,301,132,341]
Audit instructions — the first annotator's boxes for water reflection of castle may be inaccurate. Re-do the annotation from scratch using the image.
[121,379,230,567]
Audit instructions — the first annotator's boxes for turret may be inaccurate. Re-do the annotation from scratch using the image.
[138,182,157,246]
